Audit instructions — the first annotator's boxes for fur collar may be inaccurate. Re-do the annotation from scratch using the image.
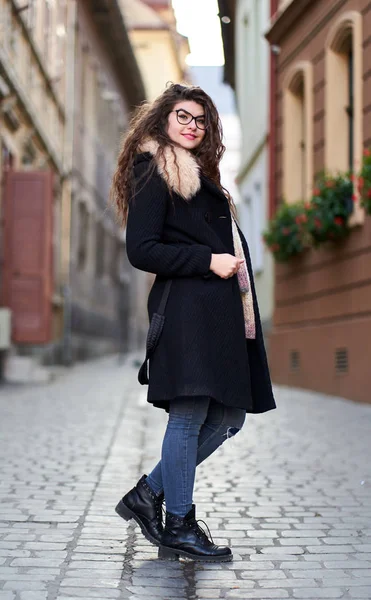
[139,139,201,200]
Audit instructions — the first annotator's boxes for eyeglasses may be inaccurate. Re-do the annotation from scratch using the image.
[172,109,207,130]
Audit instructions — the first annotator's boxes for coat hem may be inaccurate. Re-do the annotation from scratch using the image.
[146,390,275,414]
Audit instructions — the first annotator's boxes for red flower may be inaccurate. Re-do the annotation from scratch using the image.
[363,148,371,157]
[325,180,335,188]
[313,188,321,196]
[358,177,364,192]
[282,227,290,236]
[314,218,322,229]
[304,202,311,210]
[352,194,357,202]
[349,174,355,182]
[334,217,344,226]
[367,189,371,198]
[295,214,308,225]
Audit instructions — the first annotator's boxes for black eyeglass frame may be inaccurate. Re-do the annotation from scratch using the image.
[172,109,207,130]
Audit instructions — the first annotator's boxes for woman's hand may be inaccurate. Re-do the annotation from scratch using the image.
[209,254,245,279]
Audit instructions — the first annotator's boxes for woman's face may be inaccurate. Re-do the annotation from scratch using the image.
[167,100,206,150]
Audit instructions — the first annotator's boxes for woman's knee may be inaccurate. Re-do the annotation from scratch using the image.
[224,408,246,438]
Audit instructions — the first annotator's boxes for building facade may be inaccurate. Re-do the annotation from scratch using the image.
[266,0,371,404]
[67,1,146,362]
[0,0,146,374]
[235,0,273,333]
[0,0,68,370]
[219,0,274,333]
[121,0,189,101]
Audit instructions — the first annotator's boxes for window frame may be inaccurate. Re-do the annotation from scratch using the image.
[325,11,364,226]
[282,61,313,204]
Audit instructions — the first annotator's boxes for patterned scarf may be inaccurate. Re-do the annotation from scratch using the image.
[231,216,256,339]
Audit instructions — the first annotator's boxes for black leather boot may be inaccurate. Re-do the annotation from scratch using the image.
[158,505,232,562]
[115,475,164,546]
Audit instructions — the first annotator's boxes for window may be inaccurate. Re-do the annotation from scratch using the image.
[325,11,362,175]
[347,47,354,172]
[55,1,67,93]
[283,62,313,203]
[2,144,14,172]
[80,46,89,129]
[9,11,17,56]
[95,222,105,278]
[77,203,89,270]
[325,11,363,225]
[111,238,125,282]
[239,184,264,274]
[44,0,52,63]
[22,142,36,167]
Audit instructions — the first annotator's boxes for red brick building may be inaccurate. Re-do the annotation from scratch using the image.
[265,0,371,404]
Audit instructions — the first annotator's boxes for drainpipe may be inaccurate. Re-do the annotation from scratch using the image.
[268,0,279,219]
[60,0,77,365]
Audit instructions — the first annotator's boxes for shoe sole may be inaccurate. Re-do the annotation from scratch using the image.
[158,544,233,562]
[115,500,161,547]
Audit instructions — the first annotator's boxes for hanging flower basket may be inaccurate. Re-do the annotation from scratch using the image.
[358,148,371,214]
[263,202,311,263]
[306,174,354,245]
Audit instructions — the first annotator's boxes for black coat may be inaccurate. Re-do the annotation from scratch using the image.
[126,152,276,414]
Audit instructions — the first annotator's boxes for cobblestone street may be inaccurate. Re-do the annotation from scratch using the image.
[0,355,370,600]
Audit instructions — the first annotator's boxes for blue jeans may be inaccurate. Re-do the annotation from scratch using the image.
[146,396,246,516]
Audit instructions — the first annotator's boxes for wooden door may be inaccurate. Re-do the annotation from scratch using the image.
[1,171,53,343]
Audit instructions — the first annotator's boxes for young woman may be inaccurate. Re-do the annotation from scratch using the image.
[111,83,276,563]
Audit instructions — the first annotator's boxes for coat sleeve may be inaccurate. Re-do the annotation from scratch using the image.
[126,163,212,277]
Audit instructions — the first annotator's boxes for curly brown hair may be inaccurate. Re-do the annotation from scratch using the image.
[110,83,236,226]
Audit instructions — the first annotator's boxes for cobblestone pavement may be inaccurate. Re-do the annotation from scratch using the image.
[0,355,371,600]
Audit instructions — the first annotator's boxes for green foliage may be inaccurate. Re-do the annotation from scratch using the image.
[306,174,354,245]
[263,201,311,263]
[263,173,355,262]
[359,149,371,214]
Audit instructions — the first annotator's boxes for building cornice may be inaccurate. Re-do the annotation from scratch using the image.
[265,0,315,44]
[89,0,146,108]
[130,24,169,31]
[218,0,236,89]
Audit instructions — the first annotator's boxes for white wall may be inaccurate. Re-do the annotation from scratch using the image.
[238,148,273,325]
[219,113,242,205]
[236,0,270,163]
[235,0,273,327]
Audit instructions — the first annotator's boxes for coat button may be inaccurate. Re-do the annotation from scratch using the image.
[204,211,211,223]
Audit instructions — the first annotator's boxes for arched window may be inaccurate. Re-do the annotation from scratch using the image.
[283,62,313,204]
[325,11,363,224]
[325,12,362,174]
[347,45,354,172]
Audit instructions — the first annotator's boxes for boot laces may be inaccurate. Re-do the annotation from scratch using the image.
[190,518,214,544]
